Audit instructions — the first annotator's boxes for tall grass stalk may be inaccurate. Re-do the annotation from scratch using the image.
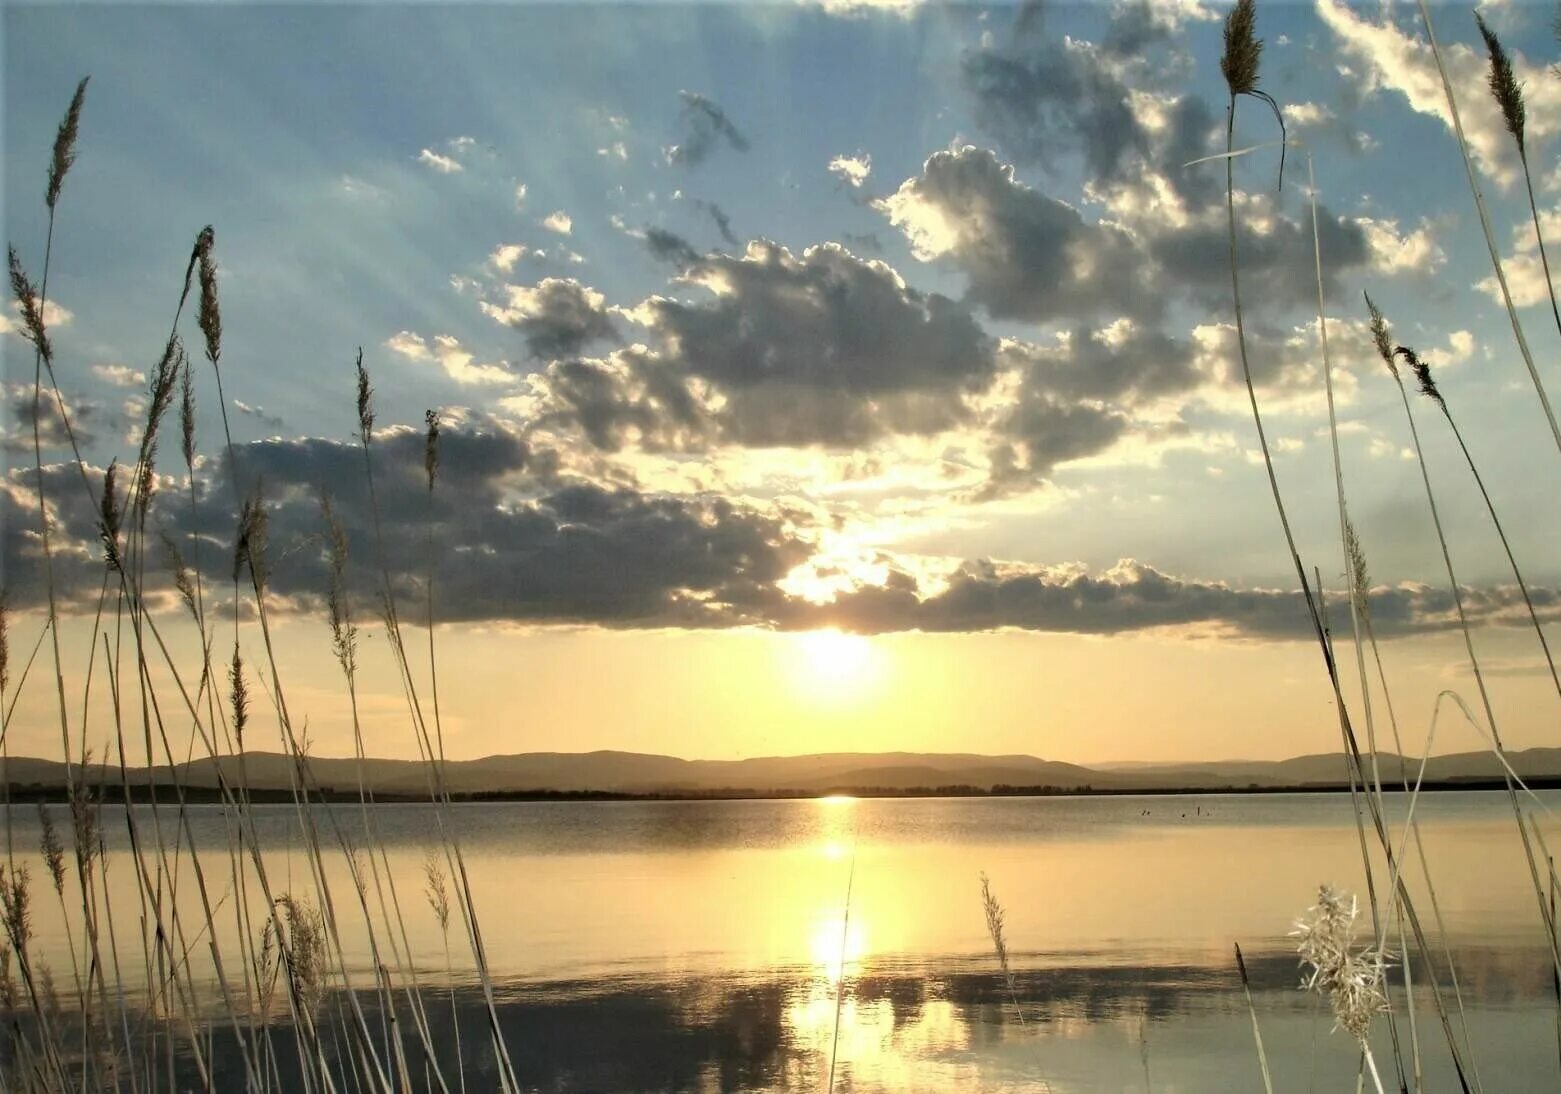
[1369,302,1561,996]
[1416,0,1561,457]
[1218,8,1467,1083]
[1397,347,1561,712]
[1475,13,1561,348]
[1234,944,1274,1094]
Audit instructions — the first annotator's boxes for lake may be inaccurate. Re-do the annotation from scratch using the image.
[4,790,1556,1091]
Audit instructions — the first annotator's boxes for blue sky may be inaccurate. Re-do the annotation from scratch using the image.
[7,0,1561,761]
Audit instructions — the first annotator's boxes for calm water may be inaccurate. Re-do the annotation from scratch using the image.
[8,791,1558,1091]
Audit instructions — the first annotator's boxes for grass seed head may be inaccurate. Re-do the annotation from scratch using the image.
[45,78,88,211]
[1476,12,1526,153]
[7,248,51,365]
[197,226,222,366]
[1395,344,1445,411]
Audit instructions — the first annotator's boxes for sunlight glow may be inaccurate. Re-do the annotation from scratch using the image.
[787,629,884,703]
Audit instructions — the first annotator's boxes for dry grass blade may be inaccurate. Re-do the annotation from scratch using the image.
[1234,944,1275,1094]
[45,77,88,211]
[0,593,8,696]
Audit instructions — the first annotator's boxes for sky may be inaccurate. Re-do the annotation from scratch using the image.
[5,0,1561,766]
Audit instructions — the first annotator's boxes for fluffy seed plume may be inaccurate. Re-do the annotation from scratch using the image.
[45,78,89,211]
[180,352,196,471]
[37,805,65,897]
[0,866,32,954]
[1363,292,1398,379]
[234,485,269,588]
[229,646,249,747]
[1221,0,1262,96]
[98,461,122,571]
[160,529,197,618]
[355,349,374,445]
[136,339,182,519]
[1344,517,1371,620]
[424,409,441,492]
[1219,0,1285,188]
[1476,12,1526,154]
[68,766,99,877]
[196,226,222,366]
[424,848,450,934]
[0,593,9,696]
[1294,885,1390,1043]
[320,493,357,677]
[1395,345,1445,411]
[7,248,52,365]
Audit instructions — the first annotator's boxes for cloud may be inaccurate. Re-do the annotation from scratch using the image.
[803,0,921,17]
[514,183,529,207]
[875,145,1151,322]
[1,299,73,338]
[417,149,463,174]
[481,278,618,360]
[2,383,97,454]
[91,364,144,388]
[1315,0,1561,189]
[692,200,739,247]
[232,399,286,431]
[541,211,573,236]
[828,153,873,188]
[1476,200,1560,306]
[645,240,996,445]
[386,331,514,386]
[664,92,750,168]
[797,557,1561,641]
[489,244,529,272]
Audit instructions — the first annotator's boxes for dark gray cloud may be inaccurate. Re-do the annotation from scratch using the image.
[665,92,750,168]
[526,350,713,453]
[875,146,1151,322]
[642,227,702,269]
[693,200,739,247]
[1149,204,1371,306]
[649,240,997,445]
[961,4,1215,211]
[1000,324,1200,405]
[796,559,1561,642]
[0,422,810,629]
[3,384,98,454]
[485,278,618,360]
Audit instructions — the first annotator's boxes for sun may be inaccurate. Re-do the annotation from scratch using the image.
[787,629,883,702]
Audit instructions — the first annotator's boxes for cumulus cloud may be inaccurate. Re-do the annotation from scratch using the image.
[541,211,573,235]
[664,91,750,167]
[646,240,996,445]
[481,278,618,360]
[875,145,1151,321]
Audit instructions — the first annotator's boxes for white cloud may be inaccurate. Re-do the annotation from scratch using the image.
[489,244,529,272]
[385,331,512,386]
[1285,102,1334,127]
[417,149,463,174]
[542,210,573,235]
[828,153,872,188]
[514,182,529,207]
[803,0,921,18]
[1316,0,1561,189]
[1476,201,1561,307]
[91,364,143,388]
[1,299,73,337]
[597,142,628,161]
[1357,217,1447,275]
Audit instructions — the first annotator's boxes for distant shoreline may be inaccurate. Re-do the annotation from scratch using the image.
[2,777,1551,805]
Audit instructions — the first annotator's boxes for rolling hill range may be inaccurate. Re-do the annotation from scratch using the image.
[2,746,1560,798]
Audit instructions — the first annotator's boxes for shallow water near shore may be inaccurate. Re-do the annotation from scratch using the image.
[9,790,1557,1091]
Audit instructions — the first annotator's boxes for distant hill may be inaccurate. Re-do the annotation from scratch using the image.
[3,746,1560,799]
